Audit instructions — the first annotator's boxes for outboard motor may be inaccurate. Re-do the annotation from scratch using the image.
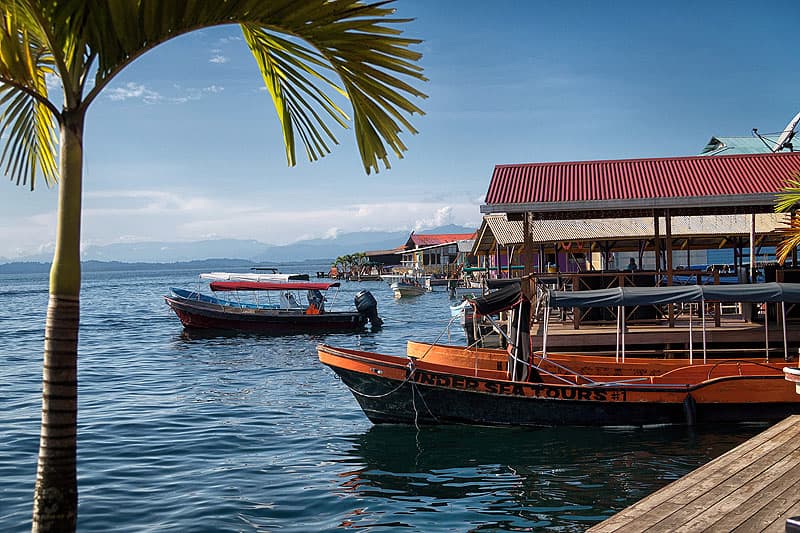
[307,289,325,312]
[354,290,382,328]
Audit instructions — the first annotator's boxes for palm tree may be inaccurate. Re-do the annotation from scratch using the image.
[0,1,425,530]
[776,174,800,264]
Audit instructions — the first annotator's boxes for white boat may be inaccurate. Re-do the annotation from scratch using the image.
[390,278,428,298]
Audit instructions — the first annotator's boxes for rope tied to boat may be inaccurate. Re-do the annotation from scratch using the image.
[345,359,418,399]
[341,357,439,425]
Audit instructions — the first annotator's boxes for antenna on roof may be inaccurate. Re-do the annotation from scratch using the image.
[753,111,800,152]
[752,127,772,150]
[772,111,800,152]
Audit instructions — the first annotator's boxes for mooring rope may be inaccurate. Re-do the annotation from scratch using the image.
[344,359,417,399]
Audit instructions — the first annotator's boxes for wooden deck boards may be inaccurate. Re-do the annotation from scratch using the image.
[588,415,800,532]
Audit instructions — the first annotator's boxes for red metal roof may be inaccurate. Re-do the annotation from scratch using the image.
[409,233,476,247]
[484,152,800,206]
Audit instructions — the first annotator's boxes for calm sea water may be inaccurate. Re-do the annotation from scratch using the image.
[0,263,765,532]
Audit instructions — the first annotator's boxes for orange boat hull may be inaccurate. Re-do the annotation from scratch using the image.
[320,344,800,427]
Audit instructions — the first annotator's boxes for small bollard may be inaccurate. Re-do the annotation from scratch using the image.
[786,516,800,532]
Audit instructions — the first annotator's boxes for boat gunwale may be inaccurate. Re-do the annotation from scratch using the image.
[318,344,790,394]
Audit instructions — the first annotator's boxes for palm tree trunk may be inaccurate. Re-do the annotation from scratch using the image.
[32,110,84,533]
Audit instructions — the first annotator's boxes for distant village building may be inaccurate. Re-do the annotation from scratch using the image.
[362,231,477,276]
[363,248,403,267]
[386,231,476,275]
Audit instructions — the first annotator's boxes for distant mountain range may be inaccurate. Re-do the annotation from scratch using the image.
[0,224,476,266]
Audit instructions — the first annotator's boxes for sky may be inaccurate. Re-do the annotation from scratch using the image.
[2,0,800,260]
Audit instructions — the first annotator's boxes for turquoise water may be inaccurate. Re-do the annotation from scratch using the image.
[0,264,763,531]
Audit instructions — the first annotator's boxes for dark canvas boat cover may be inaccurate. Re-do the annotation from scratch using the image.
[486,278,521,290]
[210,281,340,292]
[547,282,800,308]
[471,283,524,315]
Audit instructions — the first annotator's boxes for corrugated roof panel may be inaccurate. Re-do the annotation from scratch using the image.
[411,233,476,247]
[486,152,800,206]
[477,213,788,248]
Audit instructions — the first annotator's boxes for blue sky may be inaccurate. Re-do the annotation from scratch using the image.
[2,1,799,260]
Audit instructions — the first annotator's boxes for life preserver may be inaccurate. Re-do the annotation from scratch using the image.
[562,242,572,251]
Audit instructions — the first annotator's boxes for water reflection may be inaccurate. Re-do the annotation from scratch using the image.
[334,424,762,531]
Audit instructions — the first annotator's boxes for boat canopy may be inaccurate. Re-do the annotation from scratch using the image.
[201,272,310,282]
[486,278,521,290]
[472,283,524,315]
[209,281,340,292]
[547,282,800,308]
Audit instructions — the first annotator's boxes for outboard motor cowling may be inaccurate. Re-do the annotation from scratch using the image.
[354,290,382,328]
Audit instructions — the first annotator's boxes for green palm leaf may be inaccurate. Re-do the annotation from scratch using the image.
[775,175,800,213]
[0,1,58,189]
[775,174,800,264]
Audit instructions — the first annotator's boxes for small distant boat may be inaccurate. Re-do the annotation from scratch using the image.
[449,299,471,318]
[390,278,428,298]
[165,279,382,334]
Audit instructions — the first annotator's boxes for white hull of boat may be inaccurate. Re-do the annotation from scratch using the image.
[391,282,428,298]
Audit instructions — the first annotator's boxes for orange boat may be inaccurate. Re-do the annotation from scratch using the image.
[319,282,800,427]
[318,343,799,427]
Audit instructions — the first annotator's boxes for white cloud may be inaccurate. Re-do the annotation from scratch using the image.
[0,190,483,259]
[106,82,162,104]
[106,82,224,105]
[414,206,453,231]
[323,227,341,239]
[45,73,61,91]
[217,36,242,45]
[209,55,229,64]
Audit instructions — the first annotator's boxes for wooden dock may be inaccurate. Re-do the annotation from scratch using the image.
[588,415,800,532]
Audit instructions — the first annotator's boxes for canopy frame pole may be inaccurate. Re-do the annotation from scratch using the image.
[621,305,626,363]
[764,302,769,361]
[701,298,707,364]
[512,299,524,381]
[782,301,788,362]
[688,302,694,365]
[615,307,620,363]
[542,305,549,359]
[749,213,756,283]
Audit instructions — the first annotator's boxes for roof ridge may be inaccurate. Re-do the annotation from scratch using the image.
[493,150,800,169]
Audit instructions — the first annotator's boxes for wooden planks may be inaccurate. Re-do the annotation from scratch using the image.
[588,415,800,532]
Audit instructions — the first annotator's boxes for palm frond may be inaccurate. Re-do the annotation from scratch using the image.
[774,173,800,263]
[0,2,59,189]
[775,214,800,264]
[5,0,424,180]
[75,0,426,174]
[242,25,350,166]
[775,175,800,213]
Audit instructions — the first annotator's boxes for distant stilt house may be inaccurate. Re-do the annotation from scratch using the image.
[396,231,476,276]
[364,248,403,267]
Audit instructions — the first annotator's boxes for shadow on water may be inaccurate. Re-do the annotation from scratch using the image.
[332,423,764,531]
